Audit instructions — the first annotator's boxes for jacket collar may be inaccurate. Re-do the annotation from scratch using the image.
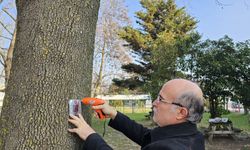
[151,122,198,142]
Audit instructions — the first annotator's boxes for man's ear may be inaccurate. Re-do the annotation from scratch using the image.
[176,107,188,120]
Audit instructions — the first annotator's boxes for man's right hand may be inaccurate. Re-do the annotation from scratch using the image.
[92,101,117,119]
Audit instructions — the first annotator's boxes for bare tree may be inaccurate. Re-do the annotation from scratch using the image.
[215,0,249,9]
[92,0,131,96]
[0,1,16,88]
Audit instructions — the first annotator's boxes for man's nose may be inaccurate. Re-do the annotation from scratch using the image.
[152,99,158,106]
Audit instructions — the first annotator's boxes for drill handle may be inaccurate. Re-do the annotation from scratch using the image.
[95,109,107,120]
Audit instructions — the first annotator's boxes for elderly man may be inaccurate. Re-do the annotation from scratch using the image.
[68,79,205,150]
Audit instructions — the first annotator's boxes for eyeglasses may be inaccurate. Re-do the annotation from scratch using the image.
[156,95,184,107]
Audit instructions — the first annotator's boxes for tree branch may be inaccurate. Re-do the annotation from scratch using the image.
[3,8,16,22]
[0,35,12,40]
[215,0,232,7]
[0,47,8,51]
[0,59,5,66]
[0,50,6,66]
[0,21,13,36]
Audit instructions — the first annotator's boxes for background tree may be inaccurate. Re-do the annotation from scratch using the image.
[0,0,16,87]
[193,36,237,118]
[0,0,100,149]
[113,0,198,98]
[92,0,131,97]
[233,40,250,114]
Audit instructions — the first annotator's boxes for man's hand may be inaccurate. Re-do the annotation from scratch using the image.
[92,101,117,119]
[68,114,96,140]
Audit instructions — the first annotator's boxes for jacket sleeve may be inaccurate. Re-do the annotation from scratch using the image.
[108,111,150,146]
[84,133,113,150]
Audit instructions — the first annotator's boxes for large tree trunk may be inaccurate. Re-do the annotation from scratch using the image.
[0,0,100,149]
[209,98,217,118]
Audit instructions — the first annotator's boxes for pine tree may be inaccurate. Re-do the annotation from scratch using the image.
[113,0,198,98]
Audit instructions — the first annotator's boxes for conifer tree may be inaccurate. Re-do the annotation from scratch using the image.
[113,0,198,98]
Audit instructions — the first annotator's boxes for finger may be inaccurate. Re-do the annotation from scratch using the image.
[68,128,77,133]
[70,115,80,120]
[92,105,104,110]
[68,118,80,126]
[78,113,86,122]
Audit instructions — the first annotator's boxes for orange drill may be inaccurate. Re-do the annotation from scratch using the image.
[82,97,106,119]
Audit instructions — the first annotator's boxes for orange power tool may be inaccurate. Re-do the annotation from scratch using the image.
[82,97,107,119]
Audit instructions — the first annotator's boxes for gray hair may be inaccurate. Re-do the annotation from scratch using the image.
[175,93,204,124]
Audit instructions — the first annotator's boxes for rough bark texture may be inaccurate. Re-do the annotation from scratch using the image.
[0,0,100,149]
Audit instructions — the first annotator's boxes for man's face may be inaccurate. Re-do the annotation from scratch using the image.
[152,79,203,126]
[152,85,178,127]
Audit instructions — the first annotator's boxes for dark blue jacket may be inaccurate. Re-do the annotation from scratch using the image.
[84,112,205,150]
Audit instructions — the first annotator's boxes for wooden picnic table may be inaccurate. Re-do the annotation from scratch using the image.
[207,119,236,142]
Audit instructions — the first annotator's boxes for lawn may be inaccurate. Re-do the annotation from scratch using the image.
[91,112,250,150]
[92,112,250,133]
[91,112,149,133]
[199,112,250,133]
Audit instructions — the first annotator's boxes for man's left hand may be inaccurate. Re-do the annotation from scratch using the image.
[68,114,96,140]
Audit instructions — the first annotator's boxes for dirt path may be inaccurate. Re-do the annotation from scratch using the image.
[95,120,250,150]
[205,137,250,150]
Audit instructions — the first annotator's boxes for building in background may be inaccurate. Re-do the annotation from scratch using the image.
[97,94,152,113]
[225,97,244,114]
[227,100,244,113]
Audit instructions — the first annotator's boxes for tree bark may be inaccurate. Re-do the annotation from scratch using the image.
[210,98,216,118]
[0,0,100,149]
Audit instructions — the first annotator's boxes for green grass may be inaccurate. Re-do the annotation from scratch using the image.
[91,112,148,132]
[91,117,109,133]
[222,113,250,132]
[125,112,250,133]
[198,112,210,128]
[125,113,148,121]
[92,112,250,133]
[198,112,250,132]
